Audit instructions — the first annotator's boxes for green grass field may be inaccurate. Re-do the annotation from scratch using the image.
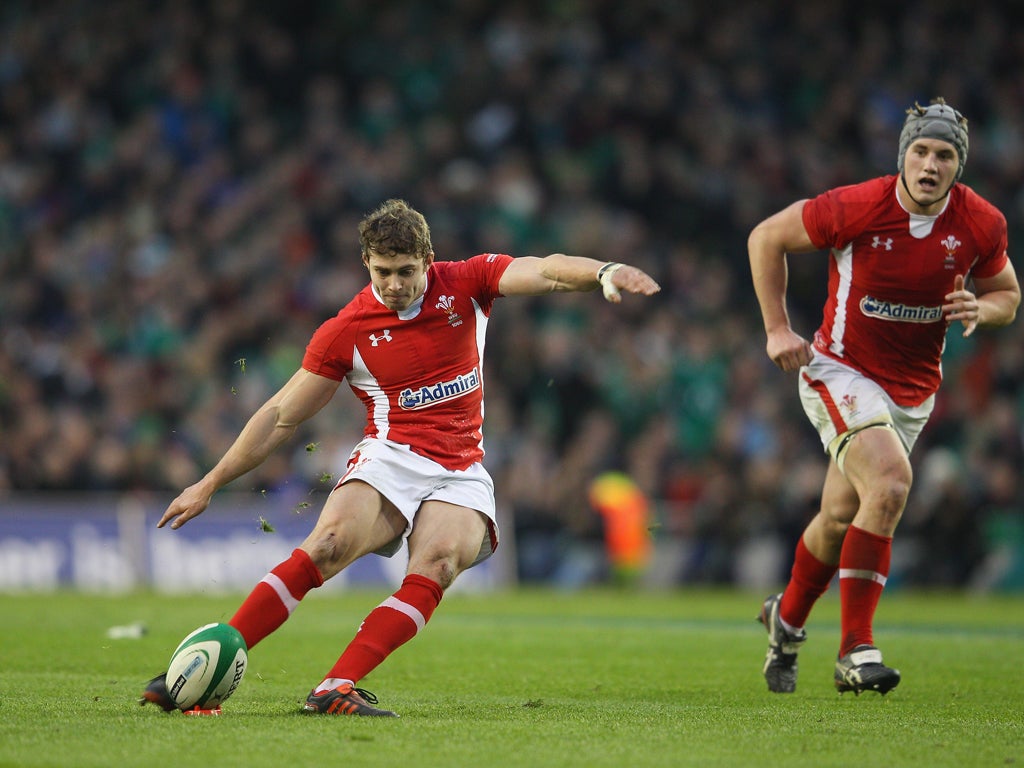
[0,588,1021,768]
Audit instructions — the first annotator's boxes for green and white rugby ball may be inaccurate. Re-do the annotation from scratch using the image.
[165,623,248,710]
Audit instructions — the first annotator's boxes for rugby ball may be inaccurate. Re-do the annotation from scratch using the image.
[165,623,248,710]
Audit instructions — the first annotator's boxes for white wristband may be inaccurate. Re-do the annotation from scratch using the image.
[597,262,623,300]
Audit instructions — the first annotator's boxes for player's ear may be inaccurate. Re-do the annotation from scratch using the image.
[424,251,435,268]
[361,251,370,269]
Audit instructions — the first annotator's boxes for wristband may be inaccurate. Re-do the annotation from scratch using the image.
[597,262,623,300]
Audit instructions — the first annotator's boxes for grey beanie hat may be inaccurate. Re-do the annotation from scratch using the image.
[897,97,969,181]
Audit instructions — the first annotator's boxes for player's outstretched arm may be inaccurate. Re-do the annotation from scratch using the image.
[158,369,341,530]
[497,253,660,303]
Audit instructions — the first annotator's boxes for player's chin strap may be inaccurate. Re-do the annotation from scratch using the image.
[597,262,623,301]
[900,172,953,208]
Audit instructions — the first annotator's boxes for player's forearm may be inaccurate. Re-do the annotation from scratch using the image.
[748,200,815,334]
[977,289,1020,328]
[749,244,793,334]
[203,368,337,491]
[203,405,298,491]
[536,253,604,292]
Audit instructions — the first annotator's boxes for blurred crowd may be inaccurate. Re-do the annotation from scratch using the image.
[1,0,1022,588]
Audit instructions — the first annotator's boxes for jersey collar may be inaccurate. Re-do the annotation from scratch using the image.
[370,274,429,320]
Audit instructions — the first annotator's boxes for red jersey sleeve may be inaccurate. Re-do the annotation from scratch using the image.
[463,252,514,308]
[302,302,362,381]
[960,186,1009,279]
[802,178,891,250]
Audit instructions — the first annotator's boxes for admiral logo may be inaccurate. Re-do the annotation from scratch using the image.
[436,294,463,327]
[860,296,942,323]
[399,367,480,409]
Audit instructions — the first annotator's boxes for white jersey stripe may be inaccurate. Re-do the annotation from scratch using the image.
[472,297,488,448]
[261,572,300,614]
[349,344,390,440]
[379,595,426,633]
[839,568,887,586]
[830,244,853,357]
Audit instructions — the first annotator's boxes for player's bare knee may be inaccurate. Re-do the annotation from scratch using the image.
[822,514,851,540]
[303,530,354,577]
[409,554,460,590]
[434,560,458,590]
[869,480,910,526]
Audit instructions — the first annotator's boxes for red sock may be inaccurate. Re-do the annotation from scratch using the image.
[321,574,443,687]
[838,525,891,656]
[229,548,323,649]
[779,536,838,629]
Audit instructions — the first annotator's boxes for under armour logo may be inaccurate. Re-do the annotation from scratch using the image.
[871,236,893,251]
[368,330,392,346]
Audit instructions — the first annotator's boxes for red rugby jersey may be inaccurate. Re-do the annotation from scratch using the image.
[802,176,1008,406]
[302,253,514,470]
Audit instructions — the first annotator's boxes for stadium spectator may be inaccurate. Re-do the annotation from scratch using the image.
[748,97,1020,697]
[140,198,659,716]
[0,1,1022,590]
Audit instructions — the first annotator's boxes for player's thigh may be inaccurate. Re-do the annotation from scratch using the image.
[407,500,488,577]
[302,479,407,571]
[840,425,912,505]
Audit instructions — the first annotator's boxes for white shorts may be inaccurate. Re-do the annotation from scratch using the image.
[798,353,934,467]
[334,437,498,566]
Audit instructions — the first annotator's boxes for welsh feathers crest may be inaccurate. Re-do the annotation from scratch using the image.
[940,235,962,255]
[436,295,463,327]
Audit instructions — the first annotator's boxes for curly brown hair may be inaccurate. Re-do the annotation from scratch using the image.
[358,199,433,260]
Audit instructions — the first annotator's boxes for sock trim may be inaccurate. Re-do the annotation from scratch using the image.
[839,568,888,586]
[379,595,426,632]
[261,572,300,613]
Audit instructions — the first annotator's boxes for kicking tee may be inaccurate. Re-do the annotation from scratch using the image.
[302,254,514,470]
[802,175,1009,406]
